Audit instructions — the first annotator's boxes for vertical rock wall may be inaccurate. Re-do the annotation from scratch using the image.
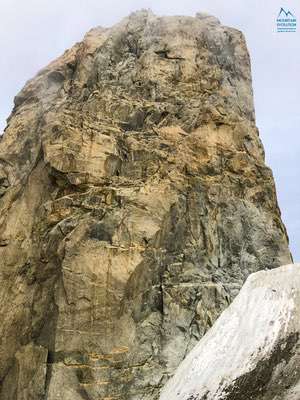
[0,10,292,400]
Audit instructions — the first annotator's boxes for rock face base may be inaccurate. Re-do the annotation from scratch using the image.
[160,264,300,400]
[0,10,291,400]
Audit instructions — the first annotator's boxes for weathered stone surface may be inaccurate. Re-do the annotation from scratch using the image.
[160,264,300,400]
[0,10,292,400]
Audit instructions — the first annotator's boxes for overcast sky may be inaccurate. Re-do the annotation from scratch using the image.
[0,0,299,260]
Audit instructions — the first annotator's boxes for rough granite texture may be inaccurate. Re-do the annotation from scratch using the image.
[160,264,300,400]
[0,10,292,400]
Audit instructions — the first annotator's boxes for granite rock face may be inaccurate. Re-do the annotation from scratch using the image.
[160,264,300,400]
[0,10,292,400]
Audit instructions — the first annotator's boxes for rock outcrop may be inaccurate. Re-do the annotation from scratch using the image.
[160,264,300,400]
[0,10,292,400]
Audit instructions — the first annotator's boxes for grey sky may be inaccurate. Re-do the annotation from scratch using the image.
[0,0,299,260]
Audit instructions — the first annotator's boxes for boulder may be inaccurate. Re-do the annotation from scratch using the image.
[160,264,300,400]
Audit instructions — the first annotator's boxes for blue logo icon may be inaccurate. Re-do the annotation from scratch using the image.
[277,8,297,32]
